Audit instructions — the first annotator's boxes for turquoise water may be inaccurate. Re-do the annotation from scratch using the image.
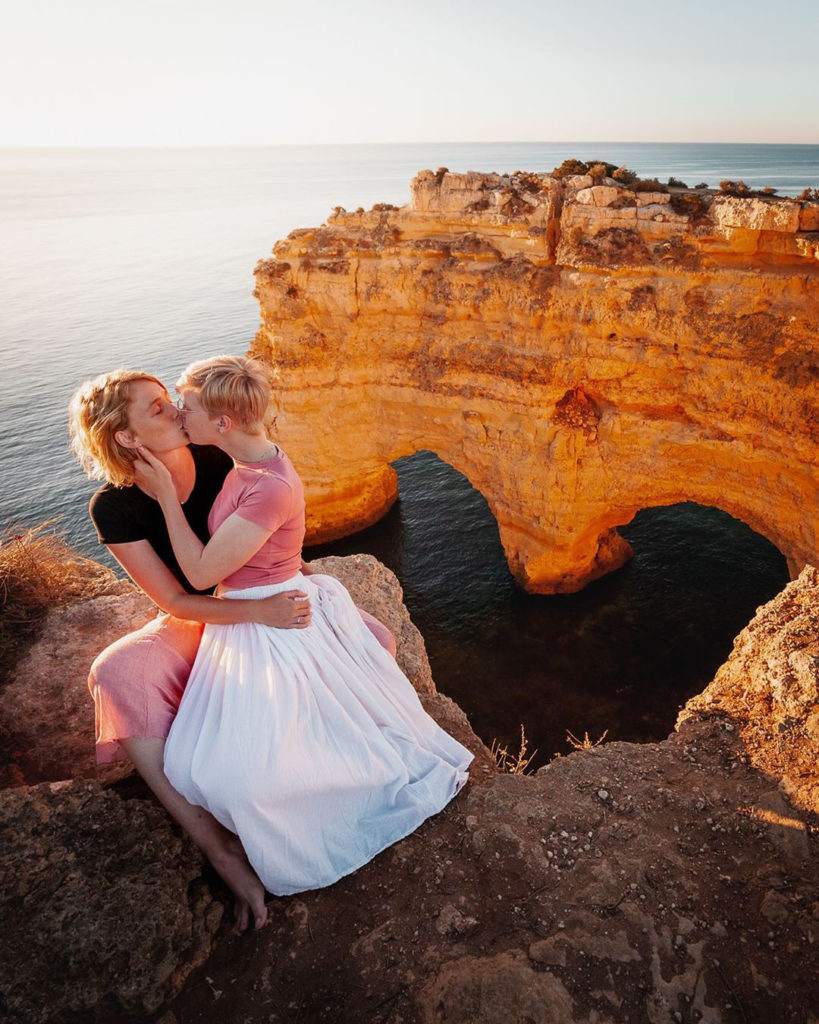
[0,143,809,762]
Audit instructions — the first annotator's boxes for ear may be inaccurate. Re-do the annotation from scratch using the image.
[217,414,232,435]
[114,428,139,450]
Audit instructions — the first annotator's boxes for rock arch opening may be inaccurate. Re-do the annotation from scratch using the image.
[307,458,791,771]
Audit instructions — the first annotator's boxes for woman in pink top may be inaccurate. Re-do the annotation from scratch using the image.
[136,355,474,905]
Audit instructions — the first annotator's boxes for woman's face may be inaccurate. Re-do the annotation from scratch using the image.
[176,388,221,446]
[123,379,189,453]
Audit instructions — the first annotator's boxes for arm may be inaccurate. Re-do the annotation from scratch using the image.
[135,447,272,591]
[108,540,311,627]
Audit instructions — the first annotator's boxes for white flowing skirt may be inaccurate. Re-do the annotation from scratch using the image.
[164,571,473,896]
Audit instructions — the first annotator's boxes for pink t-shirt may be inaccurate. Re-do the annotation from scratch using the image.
[207,446,306,588]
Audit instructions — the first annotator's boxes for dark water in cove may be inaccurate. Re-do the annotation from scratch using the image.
[307,453,790,770]
[0,143,805,764]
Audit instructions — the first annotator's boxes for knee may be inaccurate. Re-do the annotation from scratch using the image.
[89,640,134,700]
[88,624,160,703]
[370,620,398,660]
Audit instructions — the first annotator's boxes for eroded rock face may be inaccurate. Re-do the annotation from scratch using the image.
[680,564,819,815]
[253,171,819,593]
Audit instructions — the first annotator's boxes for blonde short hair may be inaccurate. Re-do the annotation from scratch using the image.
[176,355,272,427]
[68,369,163,487]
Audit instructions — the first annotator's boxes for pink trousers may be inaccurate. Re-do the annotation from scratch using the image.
[88,605,397,765]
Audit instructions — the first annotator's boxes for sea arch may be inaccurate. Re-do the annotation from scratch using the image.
[264,378,812,594]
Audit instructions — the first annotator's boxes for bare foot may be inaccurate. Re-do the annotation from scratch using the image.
[209,835,268,932]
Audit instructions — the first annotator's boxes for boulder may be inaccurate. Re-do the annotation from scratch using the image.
[0,778,221,1023]
[309,553,434,693]
[0,591,155,788]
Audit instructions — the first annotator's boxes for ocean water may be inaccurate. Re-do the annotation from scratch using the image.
[1,143,811,764]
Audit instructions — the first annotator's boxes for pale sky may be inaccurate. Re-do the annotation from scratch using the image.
[1,0,817,146]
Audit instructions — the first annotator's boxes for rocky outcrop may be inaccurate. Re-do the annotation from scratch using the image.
[309,554,435,694]
[252,170,819,593]
[0,555,816,1022]
[680,564,819,816]
[0,553,489,1022]
[0,778,221,1024]
[0,589,155,788]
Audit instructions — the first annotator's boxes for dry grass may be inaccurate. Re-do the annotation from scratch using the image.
[566,728,609,750]
[490,725,538,776]
[0,522,122,681]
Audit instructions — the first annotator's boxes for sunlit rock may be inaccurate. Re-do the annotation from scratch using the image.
[253,171,819,593]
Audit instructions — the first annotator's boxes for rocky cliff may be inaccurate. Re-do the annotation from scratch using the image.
[252,170,819,593]
[0,557,816,1023]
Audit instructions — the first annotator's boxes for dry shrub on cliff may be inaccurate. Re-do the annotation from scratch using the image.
[719,179,751,196]
[550,158,589,179]
[551,159,620,182]
[797,187,819,202]
[720,180,784,199]
[490,725,538,775]
[633,177,669,193]
[669,190,709,219]
[667,176,688,188]
[611,165,637,185]
[566,728,609,750]
[0,522,121,680]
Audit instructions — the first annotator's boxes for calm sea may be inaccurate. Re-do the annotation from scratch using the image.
[2,142,815,765]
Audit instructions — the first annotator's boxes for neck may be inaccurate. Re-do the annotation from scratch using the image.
[136,445,195,501]
[154,445,194,480]
[219,429,278,464]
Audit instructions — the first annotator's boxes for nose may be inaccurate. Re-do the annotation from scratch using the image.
[162,397,181,422]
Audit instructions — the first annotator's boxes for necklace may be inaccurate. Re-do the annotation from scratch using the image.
[236,442,280,465]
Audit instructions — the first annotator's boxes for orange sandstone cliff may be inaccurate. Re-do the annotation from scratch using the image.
[251,170,819,593]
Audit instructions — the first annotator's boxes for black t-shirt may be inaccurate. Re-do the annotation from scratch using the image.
[89,444,233,595]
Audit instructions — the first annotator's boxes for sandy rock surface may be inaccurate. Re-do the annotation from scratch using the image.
[165,715,817,1024]
[163,565,813,1023]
